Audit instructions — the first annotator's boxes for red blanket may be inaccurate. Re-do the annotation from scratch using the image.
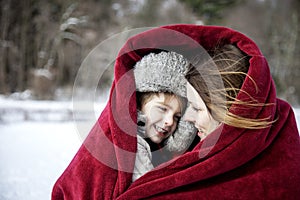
[52,25,300,199]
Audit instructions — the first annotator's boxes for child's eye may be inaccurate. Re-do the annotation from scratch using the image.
[157,106,167,112]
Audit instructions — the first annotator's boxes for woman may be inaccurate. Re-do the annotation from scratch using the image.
[52,25,300,199]
[184,44,272,140]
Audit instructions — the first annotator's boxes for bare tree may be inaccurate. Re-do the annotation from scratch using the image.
[0,0,11,94]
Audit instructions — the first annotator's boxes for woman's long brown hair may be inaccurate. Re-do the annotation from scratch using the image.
[185,44,274,129]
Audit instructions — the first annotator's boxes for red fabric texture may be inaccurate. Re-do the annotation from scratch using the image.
[52,25,300,200]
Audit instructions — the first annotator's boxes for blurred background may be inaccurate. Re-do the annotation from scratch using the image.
[0,0,299,199]
[0,0,299,105]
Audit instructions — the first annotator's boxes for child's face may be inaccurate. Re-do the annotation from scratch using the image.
[141,93,182,144]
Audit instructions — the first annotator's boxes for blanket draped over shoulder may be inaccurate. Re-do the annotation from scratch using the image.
[52,25,300,200]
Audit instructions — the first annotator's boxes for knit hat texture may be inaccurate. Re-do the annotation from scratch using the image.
[134,51,189,97]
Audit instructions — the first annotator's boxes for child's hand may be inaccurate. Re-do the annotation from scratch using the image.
[137,110,147,137]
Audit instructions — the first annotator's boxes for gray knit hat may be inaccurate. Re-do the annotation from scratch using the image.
[134,51,188,97]
[134,51,196,153]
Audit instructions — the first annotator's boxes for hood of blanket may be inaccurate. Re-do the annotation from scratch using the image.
[110,24,299,198]
[110,23,277,156]
[111,24,276,183]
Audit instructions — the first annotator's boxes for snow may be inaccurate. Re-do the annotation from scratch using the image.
[294,107,300,130]
[0,122,81,200]
[0,97,106,200]
[0,97,299,200]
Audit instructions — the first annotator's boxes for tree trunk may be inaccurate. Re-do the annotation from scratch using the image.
[0,0,11,94]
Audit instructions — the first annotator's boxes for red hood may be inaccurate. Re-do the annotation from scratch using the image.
[52,24,300,200]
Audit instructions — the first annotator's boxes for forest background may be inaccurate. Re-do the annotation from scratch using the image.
[0,0,299,106]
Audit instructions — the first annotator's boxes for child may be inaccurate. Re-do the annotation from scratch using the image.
[132,51,196,181]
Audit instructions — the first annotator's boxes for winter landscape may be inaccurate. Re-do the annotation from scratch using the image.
[0,94,299,200]
[1,0,299,199]
[0,95,106,200]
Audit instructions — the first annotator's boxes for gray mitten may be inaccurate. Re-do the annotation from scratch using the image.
[165,120,197,153]
[137,110,147,137]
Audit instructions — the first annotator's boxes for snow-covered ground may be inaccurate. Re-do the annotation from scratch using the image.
[0,97,299,200]
[0,122,81,200]
[0,97,106,200]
